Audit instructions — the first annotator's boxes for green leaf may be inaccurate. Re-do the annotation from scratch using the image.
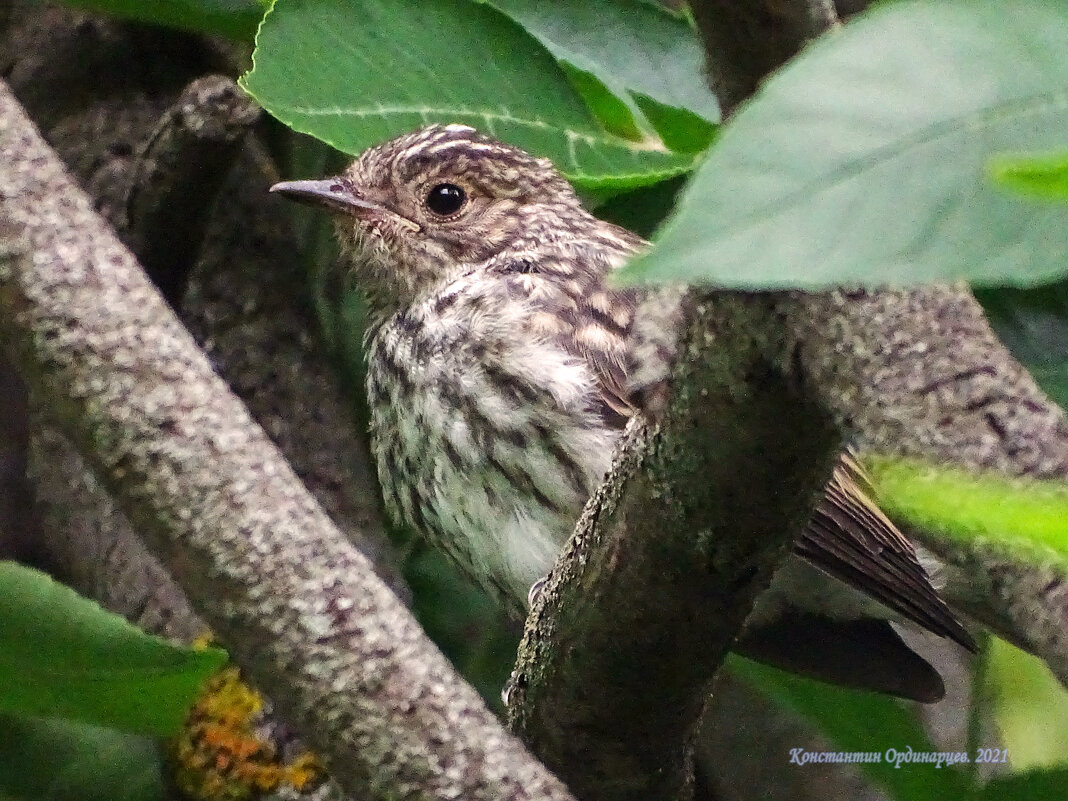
[558,63,645,142]
[0,562,227,736]
[633,94,717,153]
[729,655,973,801]
[864,458,1068,571]
[241,0,695,193]
[990,151,1068,201]
[984,638,1068,770]
[0,716,164,801]
[485,0,719,149]
[56,0,262,40]
[594,174,688,239]
[622,0,1068,288]
[975,283,1068,409]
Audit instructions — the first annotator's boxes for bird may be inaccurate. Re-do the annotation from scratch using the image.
[271,123,976,702]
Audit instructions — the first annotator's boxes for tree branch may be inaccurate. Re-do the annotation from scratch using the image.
[509,292,842,801]
[782,288,1068,679]
[121,73,261,303]
[0,80,572,801]
[506,4,848,798]
[3,0,406,626]
[689,0,838,115]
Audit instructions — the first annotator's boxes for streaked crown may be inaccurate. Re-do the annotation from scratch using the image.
[272,124,594,316]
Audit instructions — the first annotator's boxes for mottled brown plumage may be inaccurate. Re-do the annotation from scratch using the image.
[273,124,975,701]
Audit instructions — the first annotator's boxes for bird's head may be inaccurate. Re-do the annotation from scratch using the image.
[271,124,588,316]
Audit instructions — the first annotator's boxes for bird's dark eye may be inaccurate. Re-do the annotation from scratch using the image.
[425,183,467,216]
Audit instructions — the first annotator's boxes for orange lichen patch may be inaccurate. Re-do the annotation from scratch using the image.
[171,662,324,801]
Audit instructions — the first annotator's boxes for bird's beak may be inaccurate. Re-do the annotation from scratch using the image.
[270,178,383,216]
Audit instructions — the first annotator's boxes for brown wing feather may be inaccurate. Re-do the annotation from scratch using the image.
[796,452,977,651]
[532,233,974,653]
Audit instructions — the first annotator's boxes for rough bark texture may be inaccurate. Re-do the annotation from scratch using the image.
[2,2,1065,801]
[0,81,573,801]
[0,1,404,612]
[509,296,842,801]
[689,0,838,114]
[122,73,261,303]
[689,0,1068,676]
[28,422,207,644]
[784,289,1068,478]
[781,290,1068,681]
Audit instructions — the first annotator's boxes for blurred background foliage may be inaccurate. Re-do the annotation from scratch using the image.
[5,0,1068,799]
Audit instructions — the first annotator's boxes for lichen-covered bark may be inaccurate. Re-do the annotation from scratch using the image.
[0,81,573,801]
[509,296,842,801]
[783,288,1068,478]
[0,2,405,612]
[778,282,1068,683]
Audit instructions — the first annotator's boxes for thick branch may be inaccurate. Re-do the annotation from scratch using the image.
[0,81,572,801]
[684,2,1068,674]
[121,74,261,303]
[784,288,1068,477]
[4,0,404,609]
[510,0,1066,793]
[509,295,841,801]
[28,422,207,644]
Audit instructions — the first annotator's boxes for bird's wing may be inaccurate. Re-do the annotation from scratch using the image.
[736,614,948,702]
[557,230,683,427]
[495,230,650,429]
[569,265,974,651]
[797,452,977,651]
[501,236,974,652]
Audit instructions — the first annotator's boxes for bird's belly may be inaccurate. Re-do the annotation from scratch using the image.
[367,359,617,606]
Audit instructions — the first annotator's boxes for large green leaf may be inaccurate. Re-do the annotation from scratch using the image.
[622,0,1068,287]
[729,656,973,801]
[594,174,688,239]
[241,0,694,193]
[486,0,719,150]
[0,716,164,801]
[57,0,262,40]
[977,768,1068,801]
[0,562,227,736]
